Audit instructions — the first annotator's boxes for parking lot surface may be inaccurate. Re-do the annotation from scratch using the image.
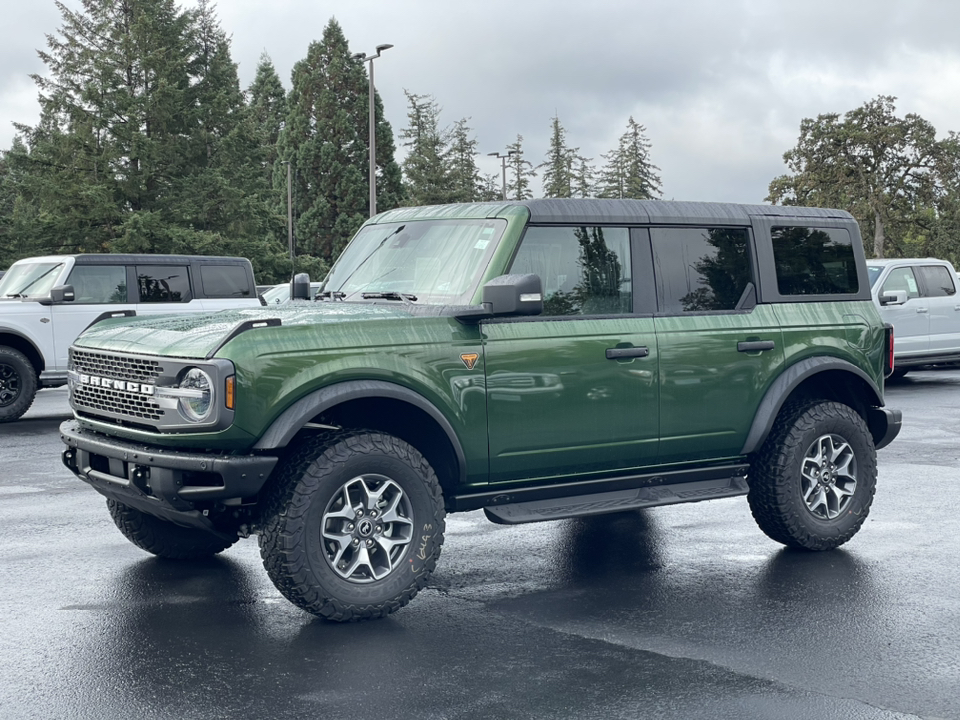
[0,377,957,719]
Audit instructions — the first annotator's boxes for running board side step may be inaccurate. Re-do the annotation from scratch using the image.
[483,476,749,525]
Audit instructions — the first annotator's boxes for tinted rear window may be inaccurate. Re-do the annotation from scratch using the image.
[137,266,191,303]
[200,265,252,297]
[917,265,956,297]
[771,226,858,296]
[650,227,753,313]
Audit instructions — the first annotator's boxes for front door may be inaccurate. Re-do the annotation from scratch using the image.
[51,264,135,371]
[484,225,659,484]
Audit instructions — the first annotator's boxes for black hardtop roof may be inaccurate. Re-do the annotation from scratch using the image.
[71,254,251,265]
[513,198,855,226]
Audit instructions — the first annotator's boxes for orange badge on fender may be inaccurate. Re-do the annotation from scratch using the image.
[460,353,479,370]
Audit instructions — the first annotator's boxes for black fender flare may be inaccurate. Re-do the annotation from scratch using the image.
[740,357,884,455]
[252,380,467,484]
[0,327,46,373]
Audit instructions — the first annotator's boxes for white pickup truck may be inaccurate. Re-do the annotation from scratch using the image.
[868,257,960,377]
[0,254,261,421]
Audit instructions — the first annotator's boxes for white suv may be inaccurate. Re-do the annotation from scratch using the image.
[868,257,960,377]
[0,254,260,421]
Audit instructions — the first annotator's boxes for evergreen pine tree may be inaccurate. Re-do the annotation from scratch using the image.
[505,135,536,201]
[248,52,287,186]
[597,117,661,199]
[538,115,575,198]
[278,19,400,262]
[445,118,484,203]
[571,154,596,198]
[399,91,451,206]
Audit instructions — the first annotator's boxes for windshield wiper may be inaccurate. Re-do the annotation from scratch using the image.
[361,291,417,303]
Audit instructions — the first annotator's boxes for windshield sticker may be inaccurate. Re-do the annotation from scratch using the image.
[474,239,490,250]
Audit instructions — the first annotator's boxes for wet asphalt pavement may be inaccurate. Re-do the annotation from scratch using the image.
[0,376,958,720]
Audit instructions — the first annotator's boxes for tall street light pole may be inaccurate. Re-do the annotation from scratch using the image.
[354,44,393,217]
[488,150,517,201]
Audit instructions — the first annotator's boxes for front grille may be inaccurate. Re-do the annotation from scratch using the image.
[70,349,164,383]
[70,349,165,422]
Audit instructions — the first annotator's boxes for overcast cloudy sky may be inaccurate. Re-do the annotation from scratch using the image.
[3,0,959,204]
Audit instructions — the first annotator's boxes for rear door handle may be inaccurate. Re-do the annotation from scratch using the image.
[606,346,650,360]
[917,307,929,313]
[737,340,775,353]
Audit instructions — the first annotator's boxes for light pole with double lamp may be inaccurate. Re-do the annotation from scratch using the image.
[488,150,517,201]
[354,44,393,217]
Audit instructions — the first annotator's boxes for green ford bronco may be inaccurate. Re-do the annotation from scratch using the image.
[60,199,901,621]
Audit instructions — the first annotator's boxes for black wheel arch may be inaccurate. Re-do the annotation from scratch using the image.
[741,357,887,455]
[0,330,45,376]
[252,380,467,496]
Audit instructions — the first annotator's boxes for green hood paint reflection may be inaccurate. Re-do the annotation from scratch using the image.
[74,302,413,358]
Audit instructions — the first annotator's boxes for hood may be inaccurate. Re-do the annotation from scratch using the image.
[73,302,413,359]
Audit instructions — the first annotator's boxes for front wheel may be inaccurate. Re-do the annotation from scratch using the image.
[258,431,446,622]
[0,346,38,423]
[748,401,877,550]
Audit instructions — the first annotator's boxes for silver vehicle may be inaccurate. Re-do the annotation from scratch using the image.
[0,254,260,422]
[868,257,960,376]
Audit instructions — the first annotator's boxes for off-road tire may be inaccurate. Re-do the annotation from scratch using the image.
[748,400,877,551]
[0,346,37,423]
[107,499,239,559]
[258,431,446,622]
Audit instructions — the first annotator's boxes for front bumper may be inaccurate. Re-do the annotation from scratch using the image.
[60,420,278,534]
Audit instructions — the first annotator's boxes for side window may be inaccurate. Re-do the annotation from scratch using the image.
[510,226,631,316]
[880,267,920,300]
[771,226,859,295]
[200,265,252,297]
[917,265,956,297]
[136,266,191,303]
[65,265,127,304]
[650,227,752,313]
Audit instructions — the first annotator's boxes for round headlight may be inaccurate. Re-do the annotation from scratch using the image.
[178,368,213,422]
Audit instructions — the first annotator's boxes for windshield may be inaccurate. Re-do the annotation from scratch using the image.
[0,261,66,299]
[867,265,883,288]
[322,219,507,305]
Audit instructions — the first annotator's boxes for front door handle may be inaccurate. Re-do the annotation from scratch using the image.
[917,307,929,314]
[606,346,650,360]
[737,340,775,353]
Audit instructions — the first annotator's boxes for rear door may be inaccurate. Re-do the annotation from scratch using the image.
[650,226,784,463]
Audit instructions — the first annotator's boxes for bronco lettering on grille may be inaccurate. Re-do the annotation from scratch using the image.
[78,374,155,395]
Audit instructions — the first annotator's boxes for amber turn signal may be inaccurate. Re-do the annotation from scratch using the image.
[225,375,235,410]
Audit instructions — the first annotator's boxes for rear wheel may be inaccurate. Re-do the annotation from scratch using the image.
[748,401,877,550]
[258,431,445,622]
[107,499,239,559]
[0,346,37,423]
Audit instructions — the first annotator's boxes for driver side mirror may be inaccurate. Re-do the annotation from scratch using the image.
[879,290,907,306]
[482,274,543,316]
[49,285,75,303]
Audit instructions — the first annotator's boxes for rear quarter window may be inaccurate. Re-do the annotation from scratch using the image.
[771,226,858,296]
[200,265,252,298]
